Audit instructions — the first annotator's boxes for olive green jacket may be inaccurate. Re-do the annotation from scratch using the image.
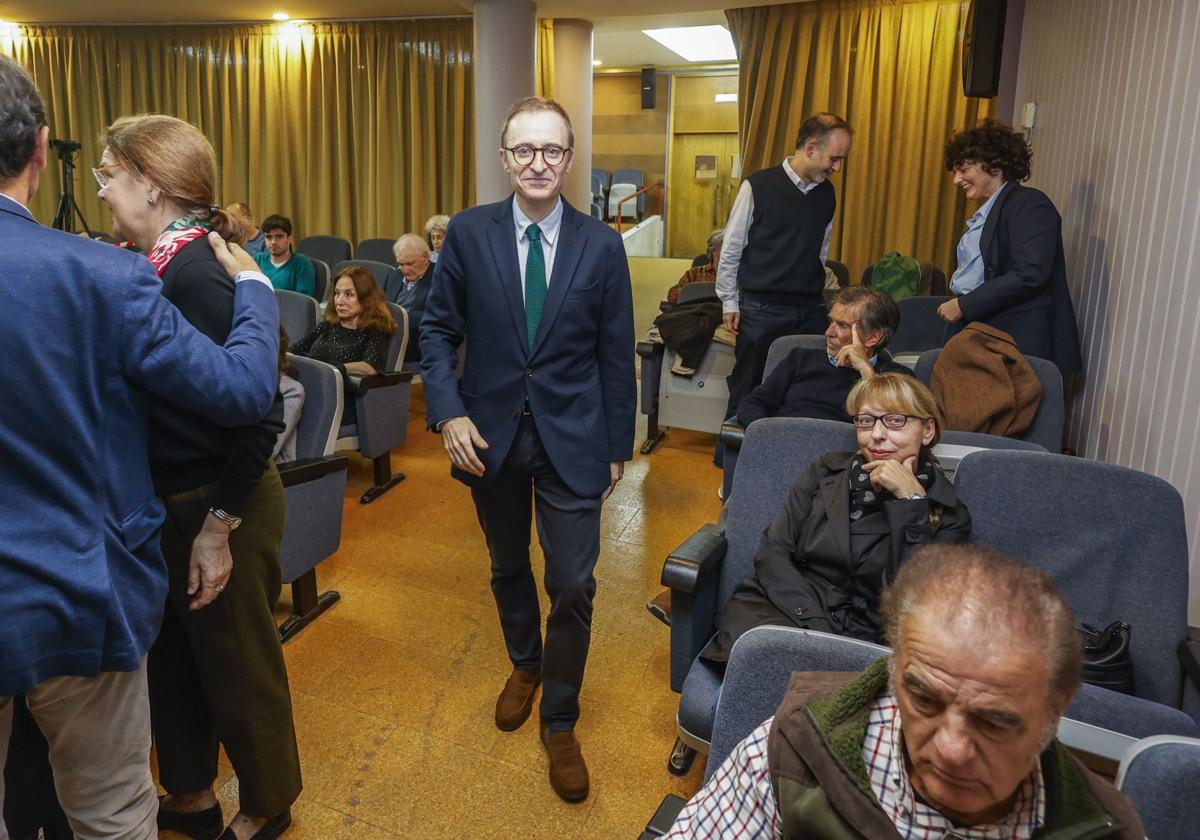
[767,659,1144,840]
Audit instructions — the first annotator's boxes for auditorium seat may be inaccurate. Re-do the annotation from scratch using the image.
[276,355,349,642]
[298,234,352,268]
[889,295,952,362]
[637,281,731,454]
[312,257,331,303]
[276,288,319,346]
[334,259,392,291]
[355,238,396,265]
[612,166,645,216]
[1116,735,1200,840]
[955,450,1200,747]
[335,301,413,504]
[914,348,1065,452]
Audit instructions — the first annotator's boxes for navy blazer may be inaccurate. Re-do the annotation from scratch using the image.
[0,195,279,695]
[957,182,1083,374]
[420,197,636,498]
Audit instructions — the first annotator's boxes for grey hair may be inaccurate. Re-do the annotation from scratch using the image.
[706,228,724,253]
[881,543,1083,714]
[392,232,430,262]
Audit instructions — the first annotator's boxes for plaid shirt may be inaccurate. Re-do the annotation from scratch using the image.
[664,695,1044,840]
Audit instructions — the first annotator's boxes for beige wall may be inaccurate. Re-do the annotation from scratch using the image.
[1015,0,1200,619]
[592,73,668,216]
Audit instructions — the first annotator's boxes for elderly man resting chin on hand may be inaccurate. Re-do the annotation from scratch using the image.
[664,543,1145,840]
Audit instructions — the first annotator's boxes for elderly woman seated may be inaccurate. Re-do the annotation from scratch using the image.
[424,213,450,263]
[700,373,971,665]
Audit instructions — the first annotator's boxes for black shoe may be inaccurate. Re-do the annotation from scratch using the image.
[157,796,224,840]
[218,809,293,840]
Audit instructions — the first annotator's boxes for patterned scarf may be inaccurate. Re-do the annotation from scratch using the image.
[847,452,937,522]
[146,215,213,276]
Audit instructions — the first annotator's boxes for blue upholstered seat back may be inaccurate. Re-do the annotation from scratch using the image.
[955,450,1188,708]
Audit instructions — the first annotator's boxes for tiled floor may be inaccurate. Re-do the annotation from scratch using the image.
[167,258,720,838]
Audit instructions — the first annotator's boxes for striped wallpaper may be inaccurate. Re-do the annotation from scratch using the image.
[1013,0,1200,620]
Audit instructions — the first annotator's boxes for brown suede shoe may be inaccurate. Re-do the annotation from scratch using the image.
[540,723,590,802]
[495,669,541,731]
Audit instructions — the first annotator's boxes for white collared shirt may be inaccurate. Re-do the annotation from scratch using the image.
[716,158,835,314]
[0,190,31,212]
[513,196,563,303]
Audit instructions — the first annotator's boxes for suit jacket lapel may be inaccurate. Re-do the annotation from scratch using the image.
[486,198,529,358]
[979,182,1015,262]
[530,199,585,358]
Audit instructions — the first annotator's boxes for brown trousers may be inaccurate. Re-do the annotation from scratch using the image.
[148,466,302,817]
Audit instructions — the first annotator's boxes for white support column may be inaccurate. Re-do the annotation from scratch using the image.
[551,18,594,212]
[470,0,537,204]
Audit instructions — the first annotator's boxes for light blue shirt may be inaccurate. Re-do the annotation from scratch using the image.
[950,183,1007,295]
[513,196,563,304]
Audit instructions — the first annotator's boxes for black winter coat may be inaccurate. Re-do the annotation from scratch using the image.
[701,451,971,663]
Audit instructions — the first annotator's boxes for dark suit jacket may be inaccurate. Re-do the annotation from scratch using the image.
[420,196,636,498]
[956,182,1083,374]
[0,194,279,695]
[383,263,433,314]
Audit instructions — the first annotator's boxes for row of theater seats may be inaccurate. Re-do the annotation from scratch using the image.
[825,258,950,297]
[274,290,414,641]
[643,419,1200,838]
[298,234,398,268]
[592,166,645,221]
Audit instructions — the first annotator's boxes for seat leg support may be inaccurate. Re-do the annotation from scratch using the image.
[667,737,696,776]
[361,453,405,504]
[641,410,664,455]
[278,569,341,644]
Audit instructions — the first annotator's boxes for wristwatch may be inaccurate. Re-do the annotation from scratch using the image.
[208,507,243,532]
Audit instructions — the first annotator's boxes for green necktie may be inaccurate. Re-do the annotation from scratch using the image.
[524,223,546,349]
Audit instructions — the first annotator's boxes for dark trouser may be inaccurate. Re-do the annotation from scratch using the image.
[470,414,603,732]
[726,297,828,415]
[148,466,302,818]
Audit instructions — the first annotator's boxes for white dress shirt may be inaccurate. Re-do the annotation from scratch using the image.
[513,195,563,302]
[716,159,835,314]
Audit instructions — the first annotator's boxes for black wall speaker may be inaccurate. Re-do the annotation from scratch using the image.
[641,68,657,110]
[962,0,1007,98]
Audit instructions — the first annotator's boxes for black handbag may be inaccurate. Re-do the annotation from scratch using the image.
[1079,621,1135,696]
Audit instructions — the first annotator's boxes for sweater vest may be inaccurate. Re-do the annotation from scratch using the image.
[737,165,835,305]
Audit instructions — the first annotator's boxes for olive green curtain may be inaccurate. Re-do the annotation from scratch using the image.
[3,18,473,244]
[726,0,995,276]
[536,19,555,99]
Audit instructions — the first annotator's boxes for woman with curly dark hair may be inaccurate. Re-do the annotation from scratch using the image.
[937,119,1082,374]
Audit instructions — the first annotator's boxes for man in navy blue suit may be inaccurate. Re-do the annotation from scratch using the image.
[421,97,635,803]
[0,56,279,838]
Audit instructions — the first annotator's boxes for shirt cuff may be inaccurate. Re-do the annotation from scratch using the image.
[234,270,273,290]
[721,300,739,314]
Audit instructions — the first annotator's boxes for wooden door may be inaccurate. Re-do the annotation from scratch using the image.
[668,133,739,258]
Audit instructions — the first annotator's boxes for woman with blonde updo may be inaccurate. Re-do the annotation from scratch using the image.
[97,114,299,840]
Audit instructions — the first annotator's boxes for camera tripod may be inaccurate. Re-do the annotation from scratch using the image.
[51,141,93,237]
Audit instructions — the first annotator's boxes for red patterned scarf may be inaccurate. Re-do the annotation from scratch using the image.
[147,215,212,276]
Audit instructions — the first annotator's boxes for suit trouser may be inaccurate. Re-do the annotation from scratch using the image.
[726,297,828,415]
[470,414,604,731]
[0,661,158,840]
[148,466,302,818]
[2,696,71,838]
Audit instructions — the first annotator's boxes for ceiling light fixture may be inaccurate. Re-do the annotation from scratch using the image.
[272,12,289,21]
[642,25,737,63]
[715,93,737,103]
[592,59,602,66]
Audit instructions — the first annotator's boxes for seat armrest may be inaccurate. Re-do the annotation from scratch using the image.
[719,421,745,451]
[663,524,728,692]
[1180,630,1200,690]
[661,523,727,594]
[349,370,412,394]
[645,794,688,836]
[636,339,659,359]
[277,455,349,488]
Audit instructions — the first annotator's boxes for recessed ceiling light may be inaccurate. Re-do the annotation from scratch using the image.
[272,12,289,21]
[642,25,737,62]
[592,59,602,66]
[715,93,737,103]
